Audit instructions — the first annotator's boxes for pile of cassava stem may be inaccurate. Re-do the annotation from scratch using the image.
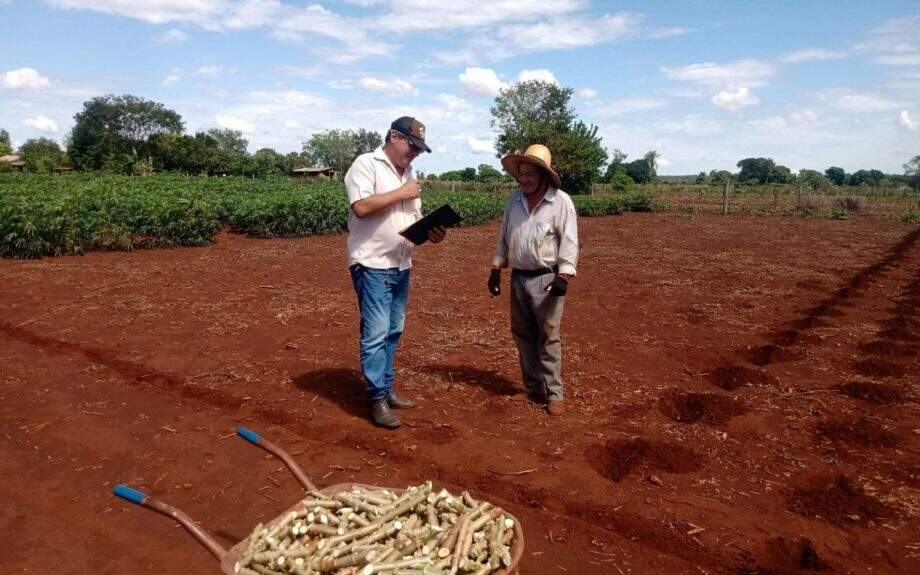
[235,481,517,575]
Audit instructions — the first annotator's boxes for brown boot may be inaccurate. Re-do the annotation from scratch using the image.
[370,398,401,429]
[546,399,565,416]
[387,391,415,409]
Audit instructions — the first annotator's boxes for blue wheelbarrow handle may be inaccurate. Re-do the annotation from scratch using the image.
[235,427,318,493]
[113,484,146,505]
[236,427,261,444]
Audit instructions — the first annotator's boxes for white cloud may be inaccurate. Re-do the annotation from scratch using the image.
[42,0,231,26]
[163,70,182,86]
[662,59,775,90]
[752,109,818,129]
[466,135,495,155]
[900,110,919,132]
[163,65,227,85]
[591,96,667,116]
[657,157,671,167]
[647,27,693,39]
[578,88,598,100]
[377,0,584,32]
[788,109,818,125]
[197,65,225,77]
[272,5,391,63]
[781,48,847,63]
[827,91,900,112]
[854,15,920,67]
[43,1,390,62]
[459,67,507,96]
[497,12,639,55]
[517,69,557,85]
[278,64,323,78]
[24,115,59,133]
[598,106,916,175]
[215,114,255,132]
[663,59,774,110]
[3,67,51,90]
[711,87,758,110]
[359,77,416,95]
[284,119,302,129]
[154,28,188,43]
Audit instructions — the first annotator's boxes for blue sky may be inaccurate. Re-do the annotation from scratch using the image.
[1,1,918,175]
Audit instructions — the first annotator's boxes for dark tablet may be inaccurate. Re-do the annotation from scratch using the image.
[399,204,463,245]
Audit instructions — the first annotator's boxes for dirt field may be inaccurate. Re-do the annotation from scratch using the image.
[1,213,918,574]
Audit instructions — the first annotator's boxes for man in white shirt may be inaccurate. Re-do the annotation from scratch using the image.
[489,144,578,416]
[344,116,446,429]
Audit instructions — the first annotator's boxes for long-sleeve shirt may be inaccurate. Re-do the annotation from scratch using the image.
[344,146,421,270]
[492,186,579,276]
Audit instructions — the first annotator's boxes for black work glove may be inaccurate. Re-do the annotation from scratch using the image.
[546,275,568,297]
[488,269,501,296]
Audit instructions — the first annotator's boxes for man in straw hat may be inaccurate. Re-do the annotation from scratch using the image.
[488,144,579,416]
[344,116,447,429]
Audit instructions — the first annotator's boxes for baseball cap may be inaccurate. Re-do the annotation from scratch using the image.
[390,116,431,153]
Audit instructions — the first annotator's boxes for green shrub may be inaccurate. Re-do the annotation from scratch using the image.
[0,173,655,258]
[829,205,849,220]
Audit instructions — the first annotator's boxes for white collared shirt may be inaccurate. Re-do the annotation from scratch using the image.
[344,146,421,270]
[492,187,579,276]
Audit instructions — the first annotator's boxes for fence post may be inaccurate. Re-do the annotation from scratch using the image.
[796,186,802,212]
[722,180,731,215]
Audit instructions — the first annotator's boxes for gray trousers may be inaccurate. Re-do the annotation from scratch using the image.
[510,270,566,401]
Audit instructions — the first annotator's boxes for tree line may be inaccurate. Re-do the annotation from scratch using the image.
[2,88,918,193]
[436,80,918,193]
[0,95,383,178]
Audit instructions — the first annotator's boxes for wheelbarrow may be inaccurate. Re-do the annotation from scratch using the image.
[113,427,525,574]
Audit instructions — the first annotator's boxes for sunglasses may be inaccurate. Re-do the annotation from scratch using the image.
[394,131,422,153]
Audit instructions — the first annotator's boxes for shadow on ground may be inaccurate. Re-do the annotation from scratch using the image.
[419,364,519,396]
[293,368,365,418]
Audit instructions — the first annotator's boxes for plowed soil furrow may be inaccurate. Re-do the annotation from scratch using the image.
[2,214,918,575]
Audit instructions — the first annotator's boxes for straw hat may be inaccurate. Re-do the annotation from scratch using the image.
[501,144,561,189]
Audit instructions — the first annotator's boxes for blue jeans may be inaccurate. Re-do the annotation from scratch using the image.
[350,265,411,400]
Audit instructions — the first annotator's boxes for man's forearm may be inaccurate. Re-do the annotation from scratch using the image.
[351,189,407,218]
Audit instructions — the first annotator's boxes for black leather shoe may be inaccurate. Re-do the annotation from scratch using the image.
[371,398,401,429]
[387,391,416,409]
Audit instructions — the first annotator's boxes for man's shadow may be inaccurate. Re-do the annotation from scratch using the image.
[419,364,518,397]
[293,368,366,418]
[293,365,519,417]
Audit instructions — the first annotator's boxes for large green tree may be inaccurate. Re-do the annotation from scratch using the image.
[303,128,382,176]
[491,80,606,194]
[798,169,832,190]
[847,169,885,187]
[477,163,503,182]
[20,138,68,173]
[736,157,791,184]
[68,95,183,171]
[824,166,846,186]
[206,128,250,174]
[491,80,574,154]
[253,148,288,178]
[623,157,655,184]
[602,148,627,177]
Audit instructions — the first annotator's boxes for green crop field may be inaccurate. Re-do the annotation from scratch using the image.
[0,173,654,259]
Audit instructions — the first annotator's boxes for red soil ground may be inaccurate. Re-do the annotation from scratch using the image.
[1,213,918,574]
